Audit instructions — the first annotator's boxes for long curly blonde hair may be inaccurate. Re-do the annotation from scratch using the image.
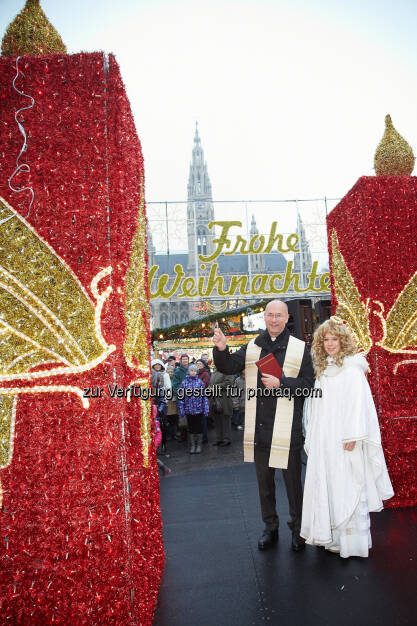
[311,318,359,377]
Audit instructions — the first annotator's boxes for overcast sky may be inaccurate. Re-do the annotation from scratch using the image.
[1,0,416,208]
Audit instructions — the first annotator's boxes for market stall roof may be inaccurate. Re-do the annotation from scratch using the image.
[153,334,256,351]
[151,299,270,342]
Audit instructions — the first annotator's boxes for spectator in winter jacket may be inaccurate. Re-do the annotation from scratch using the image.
[151,370,165,408]
[177,363,209,454]
[232,370,246,430]
[172,354,189,399]
[166,365,179,440]
[151,370,168,454]
[196,359,211,387]
[151,359,172,393]
[208,368,235,446]
[196,358,211,443]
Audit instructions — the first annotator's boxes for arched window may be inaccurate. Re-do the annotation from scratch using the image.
[160,312,169,328]
[197,227,207,256]
[172,312,178,325]
[181,312,189,323]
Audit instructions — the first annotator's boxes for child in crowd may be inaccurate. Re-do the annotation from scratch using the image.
[177,363,209,454]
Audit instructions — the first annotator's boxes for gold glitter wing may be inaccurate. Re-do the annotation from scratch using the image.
[0,196,115,480]
[376,270,417,353]
[330,229,372,353]
[0,197,112,379]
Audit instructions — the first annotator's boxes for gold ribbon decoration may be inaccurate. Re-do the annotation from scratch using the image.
[0,197,116,505]
[331,228,417,372]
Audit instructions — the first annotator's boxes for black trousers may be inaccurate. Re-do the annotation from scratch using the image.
[167,413,178,438]
[186,413,203,434]
[254,446,303,533]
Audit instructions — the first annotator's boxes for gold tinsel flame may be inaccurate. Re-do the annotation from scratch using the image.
[374,114,415,176]
[1,0,67,56]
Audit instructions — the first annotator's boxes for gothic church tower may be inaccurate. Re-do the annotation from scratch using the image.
[293,211,312,288]
[249,214,266,274]
[187,123,215,272]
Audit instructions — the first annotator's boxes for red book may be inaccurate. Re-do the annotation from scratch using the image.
[256,353,283,378]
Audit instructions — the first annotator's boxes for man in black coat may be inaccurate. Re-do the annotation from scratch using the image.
[213,299,314,551]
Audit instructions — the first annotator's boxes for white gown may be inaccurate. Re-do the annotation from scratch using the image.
[301,354,394,558]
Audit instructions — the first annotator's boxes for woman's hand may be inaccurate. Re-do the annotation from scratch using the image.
[343,441,356,451]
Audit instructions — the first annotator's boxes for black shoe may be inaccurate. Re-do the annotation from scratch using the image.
[218,440,231,447]
[212,441,222,446]
[292,532,306,552]
[258,529,278,551]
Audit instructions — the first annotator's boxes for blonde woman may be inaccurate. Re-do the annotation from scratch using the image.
[301,318,394,558]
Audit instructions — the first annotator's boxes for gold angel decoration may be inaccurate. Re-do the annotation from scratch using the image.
[331,229,417,373]
[0,196,116,503]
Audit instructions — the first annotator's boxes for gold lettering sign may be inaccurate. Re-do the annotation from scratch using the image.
[200,221,300,262]
[149,221,330,299]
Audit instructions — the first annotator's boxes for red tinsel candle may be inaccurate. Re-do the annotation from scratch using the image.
[327,175,417,508]
[0,52,163,625]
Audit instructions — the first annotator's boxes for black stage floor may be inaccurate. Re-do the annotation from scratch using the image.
[153,462,417,626]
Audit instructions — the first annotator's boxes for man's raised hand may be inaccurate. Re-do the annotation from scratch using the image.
[213,323,227,351]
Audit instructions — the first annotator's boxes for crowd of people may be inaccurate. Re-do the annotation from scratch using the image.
[151,351,246,467]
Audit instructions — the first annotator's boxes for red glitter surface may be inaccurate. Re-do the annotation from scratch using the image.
[0,53,163,624]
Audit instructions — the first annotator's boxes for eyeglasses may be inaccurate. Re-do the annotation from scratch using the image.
[265,313,286,319]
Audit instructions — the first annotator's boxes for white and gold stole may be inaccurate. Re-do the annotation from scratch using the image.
[243,335,305,469]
